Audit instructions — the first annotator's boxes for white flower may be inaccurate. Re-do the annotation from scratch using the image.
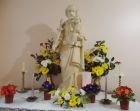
[41,59,52,67]
[51,89,61,100]
[64,93,70,100]
[54,89,60,96]
[80,89,86,96]
[94,56,105,62]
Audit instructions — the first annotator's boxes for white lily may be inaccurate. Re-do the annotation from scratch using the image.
[41,59,52,67]
[94,56,105,62]
[80,89,86,96]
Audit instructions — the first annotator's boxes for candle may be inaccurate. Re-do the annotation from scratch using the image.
[22,62,25,72]
[32,73,35,97]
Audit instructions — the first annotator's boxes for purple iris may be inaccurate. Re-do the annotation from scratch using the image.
[82,83,100,95]
[42,81,55,91]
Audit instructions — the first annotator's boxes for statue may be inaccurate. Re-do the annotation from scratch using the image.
[53,5,86,89]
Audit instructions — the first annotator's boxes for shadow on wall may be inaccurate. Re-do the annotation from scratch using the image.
[1,24,62,89]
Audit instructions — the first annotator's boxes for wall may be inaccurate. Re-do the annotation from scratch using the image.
[0,0,140,101]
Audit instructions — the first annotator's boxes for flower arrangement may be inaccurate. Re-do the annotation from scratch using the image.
[0,84,16,103]
[41,80,55,92]
[82,83,100,103]
[82,83,100,96]
[85,40,118,78]
[53,86,83,108]
[0,84,16,96]
[41,79,56,100]
[31,39,61,81]
[112,86,135,102]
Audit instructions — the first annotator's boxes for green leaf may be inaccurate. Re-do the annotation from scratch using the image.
[105,58,109,63]
[111,57,115,61]
[110,63,115,70]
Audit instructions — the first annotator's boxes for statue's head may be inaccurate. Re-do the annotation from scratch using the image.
[65,5,78,19]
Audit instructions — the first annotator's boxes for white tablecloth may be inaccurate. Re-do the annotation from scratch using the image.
[0,90,140,111]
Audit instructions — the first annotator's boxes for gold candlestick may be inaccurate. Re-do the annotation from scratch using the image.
[17,71,27,93]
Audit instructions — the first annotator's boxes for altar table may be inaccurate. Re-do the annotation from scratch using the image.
[0,90,140,111]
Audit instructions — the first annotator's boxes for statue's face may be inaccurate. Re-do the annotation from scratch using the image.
[66,7,76,19]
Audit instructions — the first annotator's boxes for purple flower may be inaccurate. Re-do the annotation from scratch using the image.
[42,80,55,91]
[82,83,100,95]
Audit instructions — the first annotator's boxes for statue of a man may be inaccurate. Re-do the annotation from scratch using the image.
[53,5,86,89]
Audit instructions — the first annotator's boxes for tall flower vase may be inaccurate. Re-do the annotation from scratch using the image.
[5,94,14,104]
[100,75,112,104]
[120,100,129,110]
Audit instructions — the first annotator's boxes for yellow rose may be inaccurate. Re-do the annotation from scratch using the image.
[102,63,109,70]
[57,98,63,105]
[39,66,49,75]
[76,98,81,105]
[40,48,48,57]
[69,99,77,107]
[67,86,75,93]
[71,94,77,100]
[92,66,104,76]
[98,45,108,54]
[61,91,67,97]
[85,55,94,63]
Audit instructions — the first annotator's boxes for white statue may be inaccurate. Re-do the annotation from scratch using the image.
[53,5,86,89]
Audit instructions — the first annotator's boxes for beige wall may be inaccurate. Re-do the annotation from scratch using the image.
[0,0,140,101]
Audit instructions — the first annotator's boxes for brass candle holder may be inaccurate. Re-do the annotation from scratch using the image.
[17,71,28,93]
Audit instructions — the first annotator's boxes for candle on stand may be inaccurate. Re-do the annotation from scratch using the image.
[22,62,25,72]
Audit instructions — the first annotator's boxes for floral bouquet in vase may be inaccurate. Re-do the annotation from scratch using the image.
[31,39,61,82]
[112,86,135,110]
[41,79,56,100]
[53,86,83,108]
[82,83,100,103]
[0,84,16,103]
[85,40,118,83]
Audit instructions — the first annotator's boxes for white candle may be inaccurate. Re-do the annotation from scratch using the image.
[22,62,25,72]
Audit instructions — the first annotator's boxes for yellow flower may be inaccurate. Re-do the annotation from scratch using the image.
[57,98,63,105]
[69,99,77,107]
[39,66,49,75]
[40,48,48,57]
[102,63,109,70]
[92,66,104,76]
[67,86,75,93]
[98,45,108,54]
[53,59,60,65]
[76,98,81,105]
[85,55,94,63]
[71,94,77,100]
[61,91,67,97]
[48,90,56,94]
